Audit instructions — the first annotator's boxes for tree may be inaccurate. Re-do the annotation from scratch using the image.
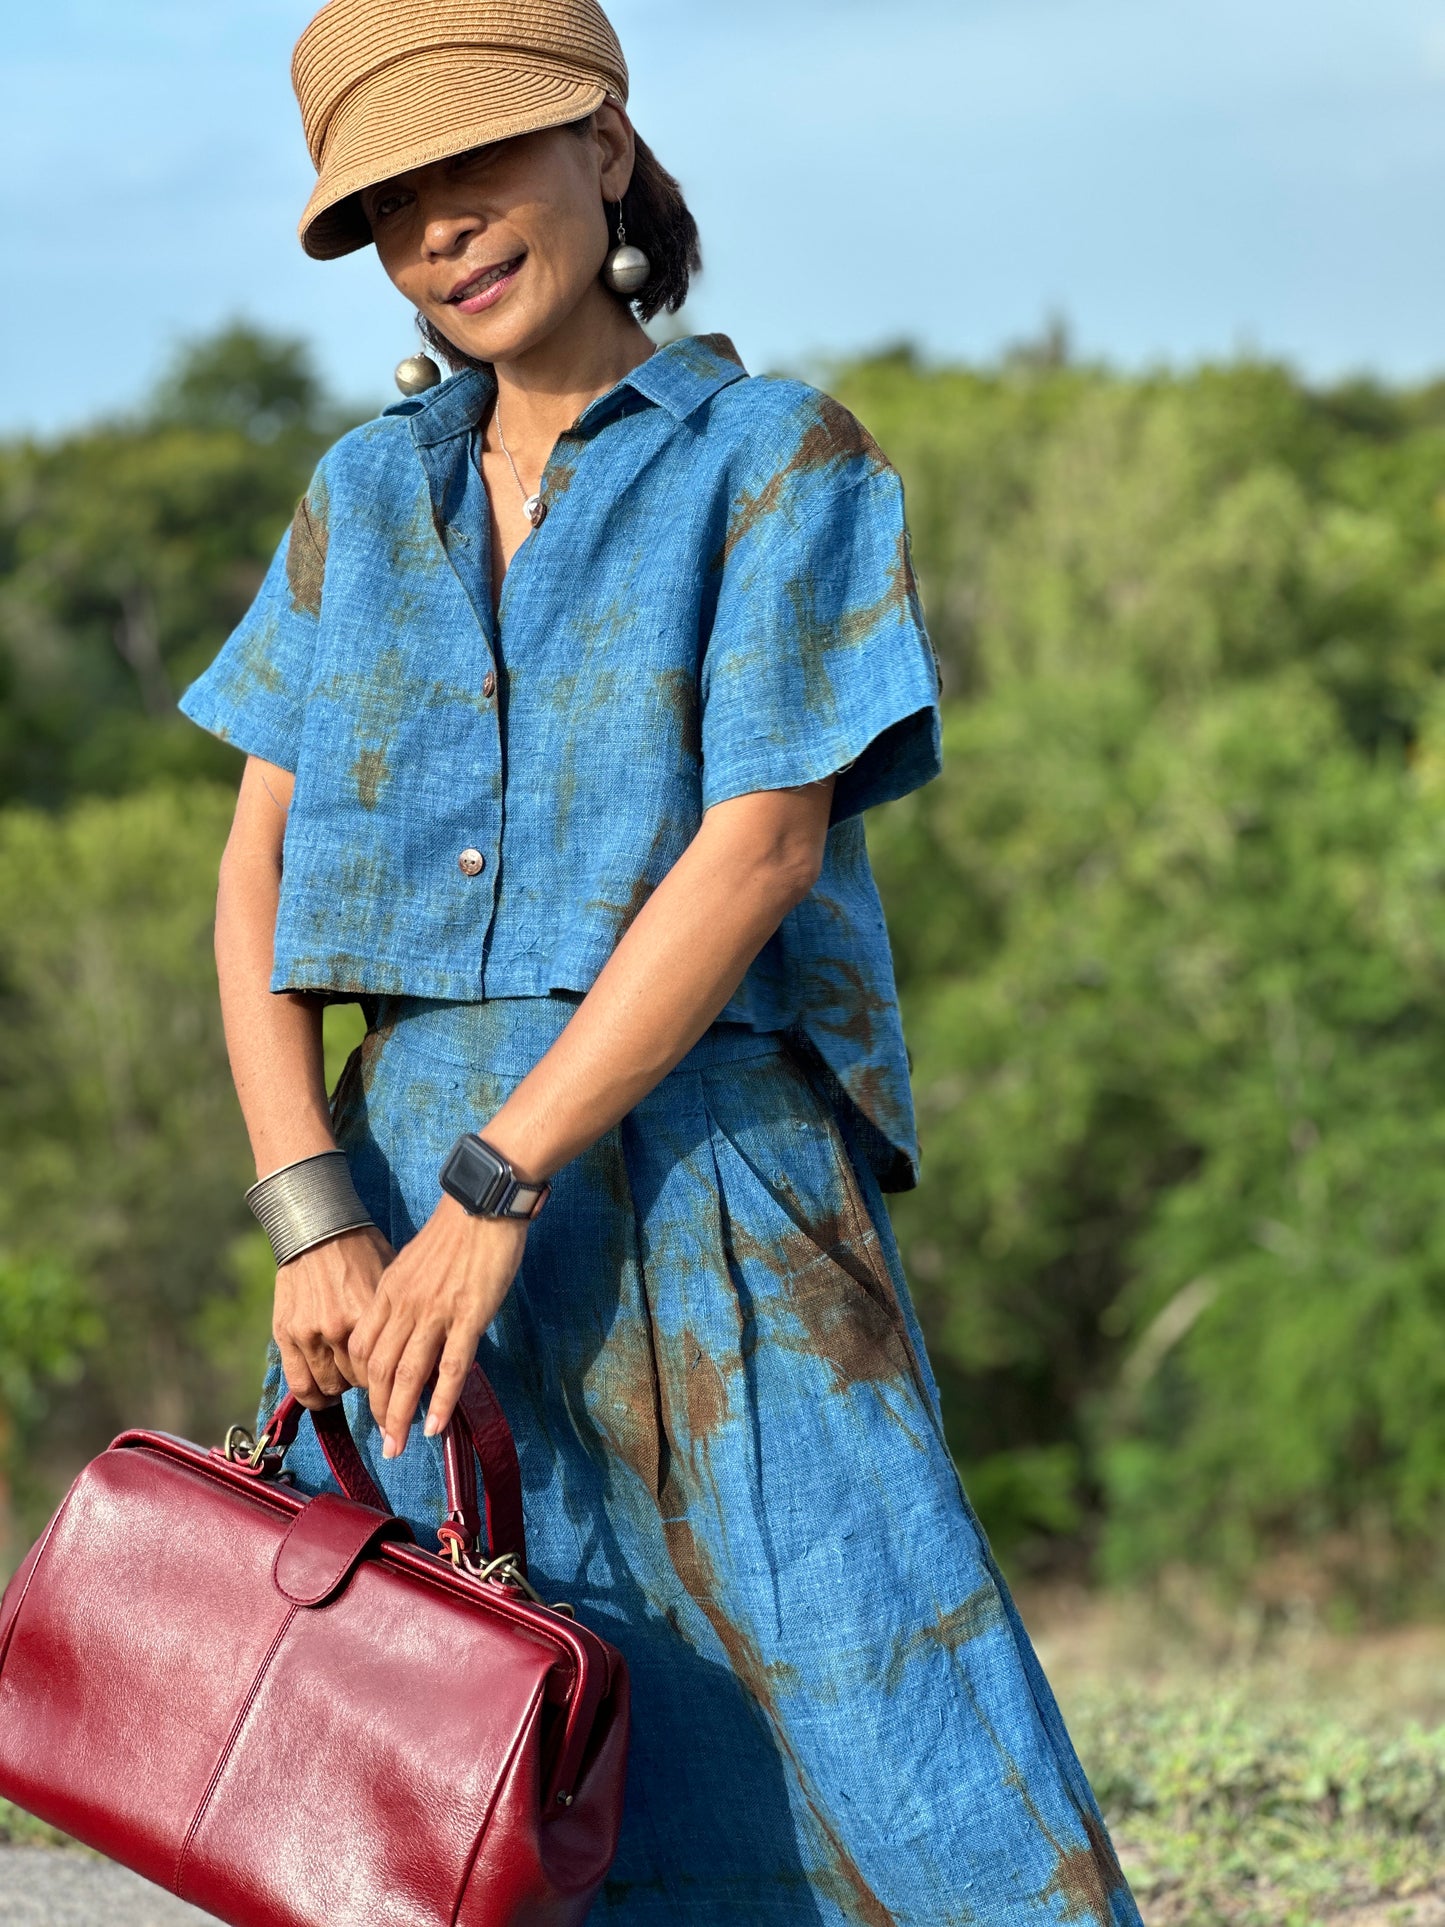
[0,325,358,805]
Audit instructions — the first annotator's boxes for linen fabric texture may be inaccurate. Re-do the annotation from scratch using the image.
[180,334,943,1190]
[265,996,1142,1927]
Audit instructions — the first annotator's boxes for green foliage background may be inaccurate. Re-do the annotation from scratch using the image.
[3,326,1444,1612]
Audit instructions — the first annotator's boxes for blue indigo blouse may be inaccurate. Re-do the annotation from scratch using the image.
[179,334,942,1189]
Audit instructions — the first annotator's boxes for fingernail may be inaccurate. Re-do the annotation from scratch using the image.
[382,1436,398,1460]
[423,1415,441,1439]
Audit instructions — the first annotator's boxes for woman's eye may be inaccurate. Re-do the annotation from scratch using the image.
[369,192,409,223]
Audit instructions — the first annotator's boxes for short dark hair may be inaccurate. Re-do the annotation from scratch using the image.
[418,124,702,373]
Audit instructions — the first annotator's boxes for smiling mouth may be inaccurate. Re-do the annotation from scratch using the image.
[447,255,526,304]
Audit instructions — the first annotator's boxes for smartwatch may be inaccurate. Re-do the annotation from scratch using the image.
[439,1134,551,1222]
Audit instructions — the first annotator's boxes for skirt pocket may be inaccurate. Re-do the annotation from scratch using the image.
[700,1055,926,1400]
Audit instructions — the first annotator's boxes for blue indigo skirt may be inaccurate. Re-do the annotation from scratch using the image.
[265,998,1142,1927]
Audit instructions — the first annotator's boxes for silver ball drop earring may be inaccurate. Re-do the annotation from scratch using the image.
[394,322,441,397]
[603,201,651,297]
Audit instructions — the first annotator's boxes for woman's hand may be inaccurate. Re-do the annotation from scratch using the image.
[273,1224,395,1409]
[349,1196,529,1457]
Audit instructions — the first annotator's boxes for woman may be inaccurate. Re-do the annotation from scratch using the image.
[181,1,1143,1921]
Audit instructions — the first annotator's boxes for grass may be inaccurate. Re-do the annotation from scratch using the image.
[1073,1686,1445,1924]
[1030,1590,1445,1926]
[0,1801,70,1848]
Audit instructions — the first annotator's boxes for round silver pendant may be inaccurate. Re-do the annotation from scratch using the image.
[524,495,547,528]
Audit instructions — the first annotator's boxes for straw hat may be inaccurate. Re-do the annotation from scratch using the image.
[292,0,630,260]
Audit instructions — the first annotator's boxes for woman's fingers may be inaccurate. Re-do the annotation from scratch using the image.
[275,1329,332,1411]
[273,1229,390,1402]
[351,1199,529,1456]
[381,1323,448,1455]
[302,1335,351,1399]
[347,1280,389,1384]
[425,1322,486,1440]
[362,1294,418,1435]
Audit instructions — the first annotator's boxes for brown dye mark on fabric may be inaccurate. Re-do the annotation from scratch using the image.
[1043,1810,1126,1926]
[286,956,408,999]
[590,1129,635,1218]
[713,394,890,572]
[796,397,889,479]
[681,1330,730,1442]
[666,333,746,383]
[661,1518,899,1927]
[726,1213,911,1396]
[563,593,633,663]
[823,990,885,1050]
[388,492,447,582]
[833,529,917,650]
[1002,1761,1125,1927]
[317,644,492,813]
[694,333,746,369]
[895,527,925,622]
[220,615,287,701]
[285,483,329,618]
[543,455,578,499]
[842,1060,908,1130]
[589,1316,671,1506]
[305,850,399,928]
[788,1267,916,1396]
[828,1058,916,1168]
[720,1084,932,1404]
[781,526,916,692]
[925,1655,1126,1926]
[584,816,677,943]
[879,1584,1004,1695]
[653,666,702,767]
[921,1593,1126,1923]
[805,949,893,1054]
[599,869,656,943]
[350,746,391,811]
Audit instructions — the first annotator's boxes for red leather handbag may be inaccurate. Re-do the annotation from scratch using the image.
[0,1367,629,1926]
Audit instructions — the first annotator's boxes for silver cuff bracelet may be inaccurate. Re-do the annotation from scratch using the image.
[244,1151,374,1269]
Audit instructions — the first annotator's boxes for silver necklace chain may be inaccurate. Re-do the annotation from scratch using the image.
[493,399,547,529]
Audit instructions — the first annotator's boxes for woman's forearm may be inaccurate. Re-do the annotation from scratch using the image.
[215,759,335,1179]
[483,779,836,1181]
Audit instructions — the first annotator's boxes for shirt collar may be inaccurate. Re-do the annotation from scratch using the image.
[392,333,749,447]
[395,365,496,448]
[612,333,750,422]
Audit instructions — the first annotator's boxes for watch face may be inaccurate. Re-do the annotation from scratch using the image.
[443,1134,507,1214]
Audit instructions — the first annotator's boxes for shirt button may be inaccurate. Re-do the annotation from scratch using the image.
[482,671,497,699]
[458,849,486,877]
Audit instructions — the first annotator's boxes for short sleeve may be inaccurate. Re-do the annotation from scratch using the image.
[177,469,329,773]
[701,456,942,823]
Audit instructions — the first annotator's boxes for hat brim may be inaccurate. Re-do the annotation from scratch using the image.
[299,51,609,260]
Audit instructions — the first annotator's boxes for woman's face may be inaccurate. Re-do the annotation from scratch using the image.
[362,106,635,365]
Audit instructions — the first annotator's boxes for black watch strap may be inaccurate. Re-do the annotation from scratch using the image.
[439,1134,551,1221]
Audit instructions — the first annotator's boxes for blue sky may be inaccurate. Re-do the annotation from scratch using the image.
[5,0,1445,433]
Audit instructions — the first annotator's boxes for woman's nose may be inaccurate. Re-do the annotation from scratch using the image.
[422,208,484,259]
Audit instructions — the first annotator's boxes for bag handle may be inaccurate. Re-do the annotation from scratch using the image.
[258,1362,527,1576]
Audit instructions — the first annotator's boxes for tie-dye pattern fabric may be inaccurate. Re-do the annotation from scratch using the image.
[178,335,940,1188]
[264,996,1143,1927]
